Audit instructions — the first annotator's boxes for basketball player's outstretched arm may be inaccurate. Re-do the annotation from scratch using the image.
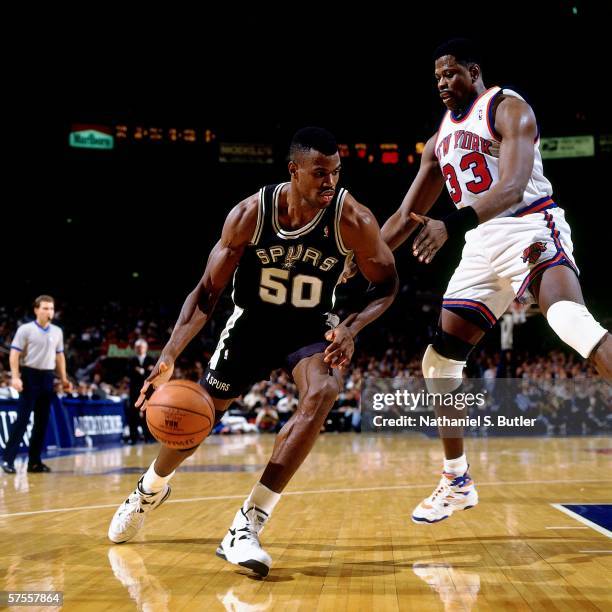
[380,134,446,251]
[411,97,538,263]
[324,195,399,368]
[340,136,444,283]
[136,196,259,408]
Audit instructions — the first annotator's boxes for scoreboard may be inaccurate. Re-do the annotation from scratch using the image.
[68,123,427,166]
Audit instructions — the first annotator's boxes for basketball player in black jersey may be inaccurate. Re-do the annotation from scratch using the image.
[108,127,399,577]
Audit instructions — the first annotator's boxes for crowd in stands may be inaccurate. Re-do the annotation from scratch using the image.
[0,297,608,438]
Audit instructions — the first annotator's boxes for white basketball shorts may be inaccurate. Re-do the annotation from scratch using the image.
[443,201,579,330]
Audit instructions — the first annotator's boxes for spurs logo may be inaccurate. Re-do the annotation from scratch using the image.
[521,241,547,264]
[282,244,303,270]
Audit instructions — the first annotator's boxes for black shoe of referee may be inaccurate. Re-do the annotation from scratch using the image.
[27,462,52,473]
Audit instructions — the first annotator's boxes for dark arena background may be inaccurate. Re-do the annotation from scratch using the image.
[1,6,611,611]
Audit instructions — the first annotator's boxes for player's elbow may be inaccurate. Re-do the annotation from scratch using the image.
[383,266,400,299]
[501,181,526,205]
[366,265,398,301]
[510,185,525,204]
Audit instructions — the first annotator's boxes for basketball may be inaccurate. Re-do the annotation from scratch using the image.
[146,380,215,449]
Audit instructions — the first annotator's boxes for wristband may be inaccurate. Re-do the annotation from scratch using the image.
[443,206,479,237]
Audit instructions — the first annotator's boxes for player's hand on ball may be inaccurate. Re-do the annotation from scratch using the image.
[324,324,354,370]
[410,212,448,264]
[136,360,174,412]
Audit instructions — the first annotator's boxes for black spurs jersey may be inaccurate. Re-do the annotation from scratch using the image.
[231,182,352,326]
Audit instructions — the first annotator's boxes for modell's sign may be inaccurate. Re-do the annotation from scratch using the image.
[219,142,274,164]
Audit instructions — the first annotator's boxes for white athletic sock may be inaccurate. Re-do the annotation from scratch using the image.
[141,460,175,494]
[245,482,281,516]
[444,454,468,476]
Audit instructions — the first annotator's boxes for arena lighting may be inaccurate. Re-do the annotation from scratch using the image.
[380,143,399,165]
[415,141,425,154]
[112,125,201,143]
[182,128,196,142]
[381,151,399,164]
[148,127,163,141]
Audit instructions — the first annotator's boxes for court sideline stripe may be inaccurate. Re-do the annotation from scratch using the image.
[550,503,612,539]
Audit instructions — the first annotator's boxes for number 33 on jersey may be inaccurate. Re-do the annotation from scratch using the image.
[435,86,552,217]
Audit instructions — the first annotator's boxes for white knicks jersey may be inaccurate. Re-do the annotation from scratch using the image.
[434,86,553,218]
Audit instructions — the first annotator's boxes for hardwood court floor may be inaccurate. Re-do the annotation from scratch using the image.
[1,435,611,611]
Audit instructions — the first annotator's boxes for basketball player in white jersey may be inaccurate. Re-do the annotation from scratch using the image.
[380,39,611,524]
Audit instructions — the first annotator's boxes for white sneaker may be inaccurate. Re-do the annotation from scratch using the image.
[216,504,272,577]
[412,470,478,524]
[108,476,171,543]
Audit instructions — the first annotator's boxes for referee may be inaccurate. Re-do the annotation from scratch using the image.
[2,295,72,474]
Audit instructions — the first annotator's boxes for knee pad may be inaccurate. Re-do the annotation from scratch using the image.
[546,301,608,358]
[422,344,466,393]
[433,329,475,361]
